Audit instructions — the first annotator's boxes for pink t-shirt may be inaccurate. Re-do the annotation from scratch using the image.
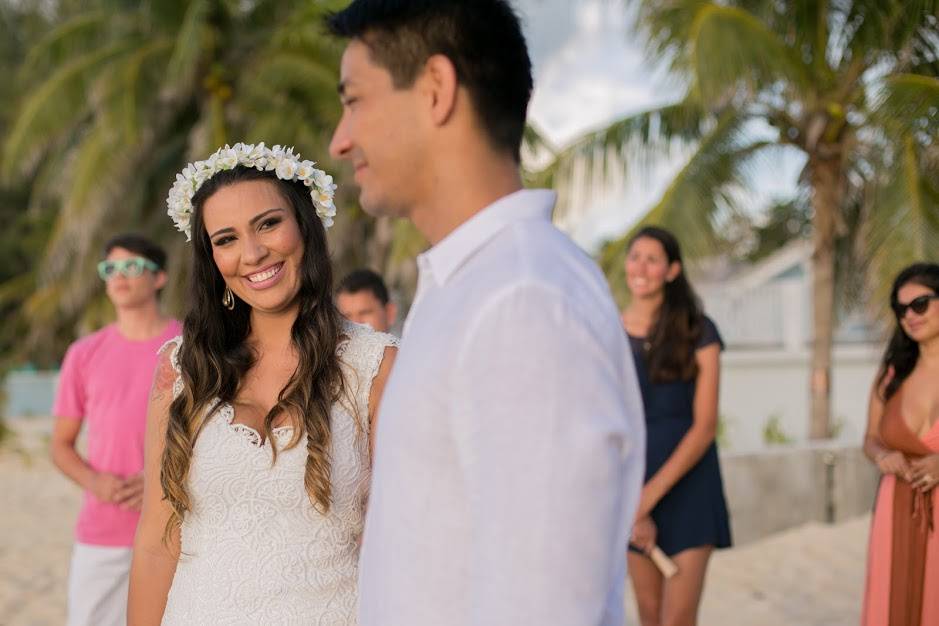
[53,320,182,546]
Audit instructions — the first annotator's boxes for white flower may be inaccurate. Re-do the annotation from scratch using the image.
[217,146,238,170]
[165,142,338,240]
[312,169,332,189]
[296,160,315,180]
[315,189,334,207]
[276,158,298,180]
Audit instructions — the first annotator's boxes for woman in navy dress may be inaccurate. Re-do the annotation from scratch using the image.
[621,226,731,626]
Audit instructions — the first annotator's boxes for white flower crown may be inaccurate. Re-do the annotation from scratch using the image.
[166,142,338,241]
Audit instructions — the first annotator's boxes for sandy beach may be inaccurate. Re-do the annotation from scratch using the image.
[2,416,868,625]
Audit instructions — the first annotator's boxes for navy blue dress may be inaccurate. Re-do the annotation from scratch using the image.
[628,316,732,557]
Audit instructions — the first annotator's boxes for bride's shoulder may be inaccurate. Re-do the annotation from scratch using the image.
[158,335,184,373]
[338,320,398,365]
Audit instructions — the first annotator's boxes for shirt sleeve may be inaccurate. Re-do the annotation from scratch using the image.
[697,315,724,351]
[52,343,86,420]
[450,283,642,625]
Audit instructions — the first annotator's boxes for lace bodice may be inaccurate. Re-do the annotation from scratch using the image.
[160,322,397,626]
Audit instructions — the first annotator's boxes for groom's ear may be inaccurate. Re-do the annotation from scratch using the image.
[421,54,458,127]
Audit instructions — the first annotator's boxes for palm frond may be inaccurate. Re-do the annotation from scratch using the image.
[865,133,939,309]
[637,0,714,74]
[689,4,810,103]
[597,112,767,303]
[544,96,708,221]
[166,0,210,86]
[243,51,340,120]
[842,0,938,65]
[2,41,130,180]
[874,73,939,137]
[110,38,174,142]
[20,10,109,78]
[40,124,122,287]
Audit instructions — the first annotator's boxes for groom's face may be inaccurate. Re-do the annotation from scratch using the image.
[330,39,425,219]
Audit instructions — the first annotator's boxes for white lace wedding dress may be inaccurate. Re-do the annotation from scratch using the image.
[160,322,397,626]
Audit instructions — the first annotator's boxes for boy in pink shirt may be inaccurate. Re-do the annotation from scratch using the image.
[51,233,181,626]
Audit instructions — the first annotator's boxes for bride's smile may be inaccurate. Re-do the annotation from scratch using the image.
[202,182,305,315]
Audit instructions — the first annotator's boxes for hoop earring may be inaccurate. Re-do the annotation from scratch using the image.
[222,286,235,311]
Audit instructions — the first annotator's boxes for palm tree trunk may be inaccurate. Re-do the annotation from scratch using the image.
[807,154,843,439]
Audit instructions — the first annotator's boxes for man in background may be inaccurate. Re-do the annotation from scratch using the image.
[50,233,181,626]
[336,268,397,333]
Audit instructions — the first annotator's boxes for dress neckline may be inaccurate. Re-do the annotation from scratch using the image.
[884,388,939,453]
[217,401,293,448]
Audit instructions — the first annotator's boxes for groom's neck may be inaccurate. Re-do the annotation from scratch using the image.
[411,150,523,246]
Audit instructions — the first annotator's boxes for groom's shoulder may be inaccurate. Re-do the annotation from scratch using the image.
[492,219,608,293]
[470,219,619,326]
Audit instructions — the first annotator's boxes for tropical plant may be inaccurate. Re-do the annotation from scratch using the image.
[762,413,793,446]
[2,0,412,365]
[542,0,939,438]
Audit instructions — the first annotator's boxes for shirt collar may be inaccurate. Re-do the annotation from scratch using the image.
[417,189,557,287]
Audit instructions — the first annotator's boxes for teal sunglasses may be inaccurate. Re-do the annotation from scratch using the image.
[97,257,160,280]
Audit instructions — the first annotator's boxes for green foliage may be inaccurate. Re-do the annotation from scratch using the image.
[762,413,793,446]
[716,413,732,449]
[745,199,812,263]
[1,0,417,366]
[830,415,846,439]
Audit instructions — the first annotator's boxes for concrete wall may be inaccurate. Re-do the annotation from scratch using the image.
[719,344,882,452]
[721,444,880,545]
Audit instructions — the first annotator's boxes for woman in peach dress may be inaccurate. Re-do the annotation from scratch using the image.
[862,262,939,626]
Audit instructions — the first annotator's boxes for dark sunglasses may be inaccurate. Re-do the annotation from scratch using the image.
[97,257,160,281]
[892,294,939,319]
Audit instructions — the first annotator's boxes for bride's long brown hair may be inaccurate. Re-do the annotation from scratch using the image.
[161,166,346,540]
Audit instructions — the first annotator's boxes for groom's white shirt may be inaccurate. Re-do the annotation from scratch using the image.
[358,189,645,626]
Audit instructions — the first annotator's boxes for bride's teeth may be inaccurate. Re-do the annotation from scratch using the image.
[249,266,280,283]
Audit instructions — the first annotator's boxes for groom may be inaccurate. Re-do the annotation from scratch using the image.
[327,2,645,624]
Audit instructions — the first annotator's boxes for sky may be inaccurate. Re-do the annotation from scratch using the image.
[514,0,806,252]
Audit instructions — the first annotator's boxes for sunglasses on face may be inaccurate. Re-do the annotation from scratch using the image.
[892,294,939,319]
[97,257,160,281]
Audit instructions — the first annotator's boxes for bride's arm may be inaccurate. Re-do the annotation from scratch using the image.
[367,345,397,464]
[127,349,181,625]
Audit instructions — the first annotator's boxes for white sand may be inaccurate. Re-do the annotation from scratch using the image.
[1,417,79,625]
[1,416,869,625]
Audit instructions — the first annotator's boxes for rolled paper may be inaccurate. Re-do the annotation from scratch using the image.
[648,546,678,579]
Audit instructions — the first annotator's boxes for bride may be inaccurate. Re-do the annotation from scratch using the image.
[127,143,397,625]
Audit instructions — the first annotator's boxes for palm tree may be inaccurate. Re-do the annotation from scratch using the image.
[1,0,368,364]
[544,0,939,438]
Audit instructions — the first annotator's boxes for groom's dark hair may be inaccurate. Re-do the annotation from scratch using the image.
[325,0,533,163]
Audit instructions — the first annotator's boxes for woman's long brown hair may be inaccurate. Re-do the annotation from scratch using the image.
[629,226,704,383]
[160,166,346,541]
[877,263,939,401]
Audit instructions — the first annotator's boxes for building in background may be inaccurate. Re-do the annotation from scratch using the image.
[695,239,884,452]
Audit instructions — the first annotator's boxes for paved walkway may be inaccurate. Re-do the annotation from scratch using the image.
[1,417,870,625]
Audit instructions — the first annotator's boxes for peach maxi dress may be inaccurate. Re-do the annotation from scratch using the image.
[862,387,939,626]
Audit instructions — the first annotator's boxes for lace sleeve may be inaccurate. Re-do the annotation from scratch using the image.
[158,335,184,398]
[338,322,398,432]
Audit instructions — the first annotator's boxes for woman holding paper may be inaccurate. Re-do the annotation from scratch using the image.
[861,262,939,626]
[620,226,731,626]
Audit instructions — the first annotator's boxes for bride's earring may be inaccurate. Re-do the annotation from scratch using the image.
[222,286,235,311]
